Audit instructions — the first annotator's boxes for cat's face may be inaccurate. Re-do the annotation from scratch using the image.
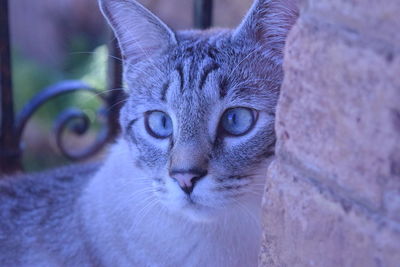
[99,0,297,221]
[121,33,279,220]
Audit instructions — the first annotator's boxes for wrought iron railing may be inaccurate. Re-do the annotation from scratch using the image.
[0,0,212,174]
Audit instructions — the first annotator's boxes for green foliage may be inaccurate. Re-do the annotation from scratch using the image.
[12,40,108,171]
[12,49,61,113]
[81,45,108,91]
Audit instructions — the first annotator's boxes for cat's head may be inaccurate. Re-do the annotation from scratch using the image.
[99,0,298,221]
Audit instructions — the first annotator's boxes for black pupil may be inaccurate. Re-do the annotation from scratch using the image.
[161,115,167,128]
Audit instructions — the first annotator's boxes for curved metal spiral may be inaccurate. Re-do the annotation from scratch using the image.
[15,80,113,161]
[53,108,109,160]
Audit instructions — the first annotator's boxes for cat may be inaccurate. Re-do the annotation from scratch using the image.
[0,0,298,266]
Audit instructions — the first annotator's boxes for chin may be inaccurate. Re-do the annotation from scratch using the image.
[181,203,220,223]
[163,197,221,223]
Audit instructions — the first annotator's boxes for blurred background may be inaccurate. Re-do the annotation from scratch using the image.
[8,0,253,171]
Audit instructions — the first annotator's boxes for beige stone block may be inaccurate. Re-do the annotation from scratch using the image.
[259,161,400,267]
[277,17,400,217]
[303,0,400,46]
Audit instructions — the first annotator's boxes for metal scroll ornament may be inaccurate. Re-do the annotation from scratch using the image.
[15,80,116,161]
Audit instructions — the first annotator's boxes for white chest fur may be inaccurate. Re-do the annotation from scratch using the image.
[79,140,263,267]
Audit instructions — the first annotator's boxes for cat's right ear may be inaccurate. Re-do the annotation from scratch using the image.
[98,0,177,64]
[233,0,299,61]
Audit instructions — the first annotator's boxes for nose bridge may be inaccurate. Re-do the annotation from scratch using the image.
[170,96,211,170]
[169,140,209,195]
[170,141,209,172]
[172,106,209,165]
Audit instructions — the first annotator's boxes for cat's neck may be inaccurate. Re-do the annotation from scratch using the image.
[79,138,262,266]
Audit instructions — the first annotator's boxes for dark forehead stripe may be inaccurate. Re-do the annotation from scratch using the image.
[199,62,220,90]
[219,77,229,99]
[160,80,170,101]
[175,64,184,93]
[174,44,221,93]
[188,58,198,90]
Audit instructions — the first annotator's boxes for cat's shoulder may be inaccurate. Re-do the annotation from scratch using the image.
[0,162,100,198]
[0,162,99,230]
[0,163,100,265]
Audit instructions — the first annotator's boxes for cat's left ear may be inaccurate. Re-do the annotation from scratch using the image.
[233,0,299,61]
[98,0,177,65]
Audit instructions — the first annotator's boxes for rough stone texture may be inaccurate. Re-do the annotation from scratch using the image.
[259,0,400,266]
[260,161,400,267]
[278,16,400,219]
[306,0,400,46]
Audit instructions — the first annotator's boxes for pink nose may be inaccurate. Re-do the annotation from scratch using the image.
[170,170,207,195]
[173,173,196,188]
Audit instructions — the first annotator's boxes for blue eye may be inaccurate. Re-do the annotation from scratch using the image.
[221,107,255,136]
[145,111,173,138]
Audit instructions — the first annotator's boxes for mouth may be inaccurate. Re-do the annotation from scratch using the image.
[185,193,196,203]
[179,201,218,222]
[179,193,207,209]
[182,195,202,209]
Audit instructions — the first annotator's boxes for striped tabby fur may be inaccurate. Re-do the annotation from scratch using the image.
[0,0,298,266]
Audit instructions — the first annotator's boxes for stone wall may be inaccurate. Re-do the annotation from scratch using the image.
[259,0,400,266]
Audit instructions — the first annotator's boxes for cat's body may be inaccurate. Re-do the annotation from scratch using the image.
[0,164,99,266]
[0,141,266,266]
[0,0,298,266]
